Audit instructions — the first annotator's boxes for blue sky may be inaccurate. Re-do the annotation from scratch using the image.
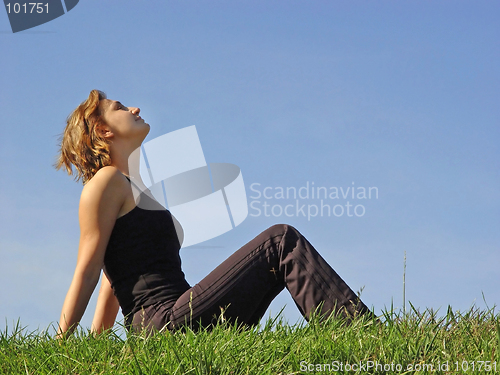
[1,0,498,333]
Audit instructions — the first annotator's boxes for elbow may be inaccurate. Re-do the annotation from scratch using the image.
[74,265,101,290]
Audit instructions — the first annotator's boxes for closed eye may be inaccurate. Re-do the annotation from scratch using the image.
[115,102,127,110]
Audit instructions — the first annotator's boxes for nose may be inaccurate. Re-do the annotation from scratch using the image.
[131,107,140,115]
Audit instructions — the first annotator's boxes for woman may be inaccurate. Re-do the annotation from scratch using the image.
[55,90,373,336]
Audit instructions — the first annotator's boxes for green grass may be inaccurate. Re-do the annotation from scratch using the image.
[1,306,499,374]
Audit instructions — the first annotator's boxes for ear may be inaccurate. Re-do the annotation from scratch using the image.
[96,124,114,139]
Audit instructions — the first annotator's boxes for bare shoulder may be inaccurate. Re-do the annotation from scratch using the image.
[79,166,129,218]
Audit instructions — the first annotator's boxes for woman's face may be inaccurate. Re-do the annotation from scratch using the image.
[98,99,150,143]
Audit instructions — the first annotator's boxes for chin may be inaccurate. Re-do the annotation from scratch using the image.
[139,126,150,142]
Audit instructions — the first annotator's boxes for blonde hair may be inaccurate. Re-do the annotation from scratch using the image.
[55,90,111,184]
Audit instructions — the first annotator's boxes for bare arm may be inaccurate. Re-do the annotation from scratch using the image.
[91,271,120,334]
[57,167,127,337]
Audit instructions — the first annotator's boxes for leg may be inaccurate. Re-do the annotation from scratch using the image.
[133,224,371,332]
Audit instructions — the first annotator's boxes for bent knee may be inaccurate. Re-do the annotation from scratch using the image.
[267,223,298,236]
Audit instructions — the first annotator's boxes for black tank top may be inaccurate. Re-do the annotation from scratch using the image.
[103,179,191,318]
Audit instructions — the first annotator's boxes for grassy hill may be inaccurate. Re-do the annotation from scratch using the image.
[1,306,499,374]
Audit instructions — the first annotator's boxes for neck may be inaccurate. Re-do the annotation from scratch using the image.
[110,143,143,182]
